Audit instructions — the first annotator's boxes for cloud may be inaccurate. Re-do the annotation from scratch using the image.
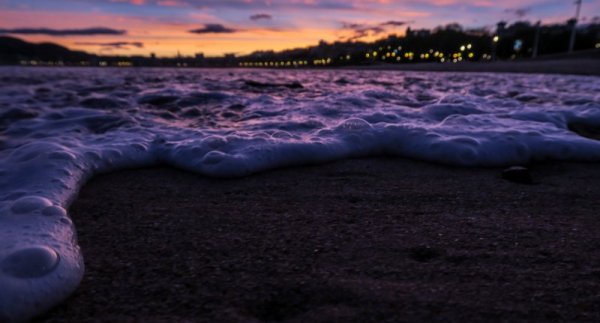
[341,20,413,41]
[381,20,411,27]
[504,7,531,19]
[97,0,355,10]
[75,41,144,49]
[189,24,237,34]
[110,0,146,5]
[250,13,272,21]
[0,27,126,36]
[341,22,385,40]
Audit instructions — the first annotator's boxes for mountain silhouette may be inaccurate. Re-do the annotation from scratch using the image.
[0,36,93,64]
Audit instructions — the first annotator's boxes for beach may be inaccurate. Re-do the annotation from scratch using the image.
[36,157,600,322]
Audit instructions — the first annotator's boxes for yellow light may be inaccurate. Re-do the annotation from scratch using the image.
[441,58,445,62]
[396,57,401,61]
[346,54,351,60]
[391,52,396,57]
[468,53,474,58]
[493,36,499,42]
[386,52,391,57]
[373,51,378,57]
[366,53,370,58]
[467,44,472,49]
[460,45,466,51]
[596,43,600,49]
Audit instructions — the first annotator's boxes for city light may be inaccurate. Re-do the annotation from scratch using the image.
[493,36,499,42]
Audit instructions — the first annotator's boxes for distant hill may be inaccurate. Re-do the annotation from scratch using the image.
[0,36,94,64]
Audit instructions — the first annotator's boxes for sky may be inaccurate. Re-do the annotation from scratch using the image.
[0,0,597,57]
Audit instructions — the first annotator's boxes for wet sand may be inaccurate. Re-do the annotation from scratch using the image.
[36,158,600,322]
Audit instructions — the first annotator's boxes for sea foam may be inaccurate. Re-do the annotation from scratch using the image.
[0,67,599,321]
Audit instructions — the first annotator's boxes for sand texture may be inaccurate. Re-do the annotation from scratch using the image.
[36,158,600,322]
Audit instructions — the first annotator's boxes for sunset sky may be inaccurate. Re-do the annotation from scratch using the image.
[0,0,596,57]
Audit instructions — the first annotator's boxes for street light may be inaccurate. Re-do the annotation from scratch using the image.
[492,36,499,60]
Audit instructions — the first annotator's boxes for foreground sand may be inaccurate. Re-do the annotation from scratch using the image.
[36,158,600,322]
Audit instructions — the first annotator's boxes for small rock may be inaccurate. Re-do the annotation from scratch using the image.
[502,166,533,184]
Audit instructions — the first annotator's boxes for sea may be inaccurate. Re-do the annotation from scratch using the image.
[0,66,599,321]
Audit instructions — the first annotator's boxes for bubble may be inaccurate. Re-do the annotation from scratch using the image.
[41,205,67,217]
[10,196,53,214]
[202,150,226,165]
[451,136,480,147]
[48,151,76,161]
[60,217,73,226]
[203,136,227,149]
[337,118,372,132]
[1,246,60,278]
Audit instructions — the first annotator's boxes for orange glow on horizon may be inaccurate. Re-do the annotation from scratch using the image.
[0,0,592,57]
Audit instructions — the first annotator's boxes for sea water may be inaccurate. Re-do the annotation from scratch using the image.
[0,67,599,321]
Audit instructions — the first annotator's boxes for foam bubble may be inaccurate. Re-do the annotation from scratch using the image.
[1,246,60,279]
[10,196,53,214]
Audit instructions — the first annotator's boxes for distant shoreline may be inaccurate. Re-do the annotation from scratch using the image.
[346,59,600,76]
[3,58,599,77]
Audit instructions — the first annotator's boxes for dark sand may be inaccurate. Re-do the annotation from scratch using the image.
[350,59,600,76]
[36,158,600,322]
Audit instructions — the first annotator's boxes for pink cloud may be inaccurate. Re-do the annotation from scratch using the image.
[110,0,146,5]
[157,0,187,6]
